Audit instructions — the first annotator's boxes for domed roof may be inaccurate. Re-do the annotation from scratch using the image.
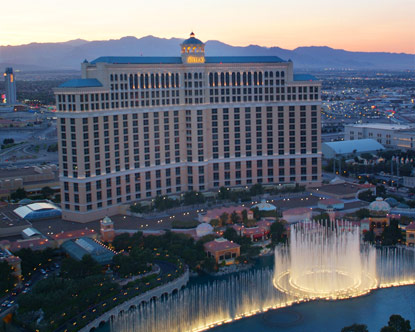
[196,222,213,237]
[182,32,204,45]
[101,216,113,225]
[252,199,276,212]
[368,197,390,216]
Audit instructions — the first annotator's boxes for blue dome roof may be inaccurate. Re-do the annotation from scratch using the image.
[182,32,204,45]
[368,197,390,216]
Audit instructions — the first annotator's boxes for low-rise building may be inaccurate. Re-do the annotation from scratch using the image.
[403,176,415,188]
[368,197,391,238]
[61,237,115,265]
[13,202,61,221]
[322,139,385,159]
[204,238,240,265]
[405,223,415,246]
[232,219,274,241]
[0,165,59,198]
[0,203,33,238]
[51,229,97,246]
[0,238,55,252]
[345,123,415,150]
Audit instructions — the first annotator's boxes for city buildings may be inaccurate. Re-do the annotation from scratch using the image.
[54,33,322,223]
[4,67,17,105]
[0,165,59,199]
[321,139,385,159]
[345,123,415,150]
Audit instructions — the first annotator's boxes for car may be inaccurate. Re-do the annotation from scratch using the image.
[40,269,46,275]
[24,282,31,287]
[1,301,9,307]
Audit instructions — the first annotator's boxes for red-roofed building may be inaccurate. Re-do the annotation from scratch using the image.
[204,238,240,265]
[406,222,415,246]
[52,229,97,245]
[1,238,56,252]
[232,219,274,241]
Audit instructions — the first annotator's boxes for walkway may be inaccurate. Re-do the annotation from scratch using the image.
[78,268,189,332]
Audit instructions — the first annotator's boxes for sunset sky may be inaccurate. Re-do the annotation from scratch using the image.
[1,0,414,53]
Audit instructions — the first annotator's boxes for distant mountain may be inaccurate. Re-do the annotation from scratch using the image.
[0,36,413,71]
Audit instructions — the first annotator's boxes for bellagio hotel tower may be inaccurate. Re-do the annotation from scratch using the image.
[54,33,322,222]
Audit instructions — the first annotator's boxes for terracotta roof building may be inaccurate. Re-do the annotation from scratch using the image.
[405,222,415,246]
[51,229,97,245]
[204,238,240,265]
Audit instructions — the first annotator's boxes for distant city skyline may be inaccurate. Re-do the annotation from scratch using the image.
[0,0,414,54]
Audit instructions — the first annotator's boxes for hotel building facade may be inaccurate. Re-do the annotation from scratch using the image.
[54,33,322,222]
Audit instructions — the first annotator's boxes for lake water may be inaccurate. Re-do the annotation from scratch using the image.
[96,284,415,332]
[210,285,415,332]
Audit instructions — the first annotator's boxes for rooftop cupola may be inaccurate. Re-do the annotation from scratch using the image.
[181,32,205,64]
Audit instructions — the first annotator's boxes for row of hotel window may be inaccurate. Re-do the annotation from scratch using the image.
[60,128,318,177]
[63,160,318,196]
[57,91,319,111]
[108,71,287,89]
[64,157,320,192]
[63,177,320,211]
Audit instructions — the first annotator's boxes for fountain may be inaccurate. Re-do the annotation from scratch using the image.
[110,221,415,332]
[273,221,377,299]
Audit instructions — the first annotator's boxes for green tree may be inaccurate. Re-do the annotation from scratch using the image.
[41,186,55,199]
[0,261,15,295]
[355,208,370,220]
[249,183,264,196]
[251,207,261,220]
[130,202,151,213]
[381,220,403,246]
[358,189,376,202]
[112,248,150,277]
[112,233,135,251]
[47,143,58,152]
[3,138,14,145]
[270,221,286,244]
[183,191,205,205]
[11,187,27,200]
[380,328,397,332]
[219,212,229,226]
[210,219,220,227]
[230,211,240,224]
[380,314,412,332]
[15,248,56,277]
[60,255,102,279]
[241,209,248,224]
[341,323,369,332]
[218,186,230,200]
[363,230,375,243]
[223,227,239,242]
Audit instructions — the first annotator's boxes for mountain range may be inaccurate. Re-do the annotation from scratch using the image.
[0,36,413,71]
